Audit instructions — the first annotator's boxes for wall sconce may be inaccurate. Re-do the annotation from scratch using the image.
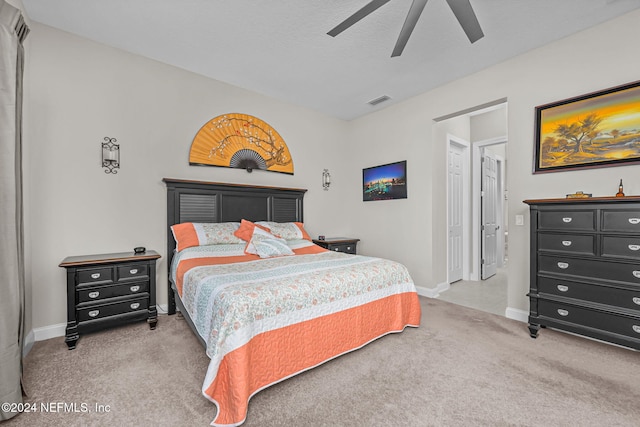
[322,169,331,191]
[102,137,120,174]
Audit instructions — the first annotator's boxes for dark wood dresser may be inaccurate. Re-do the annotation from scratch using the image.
[60,250,161,349]
[312,237,359,254]
[524,196,640,350]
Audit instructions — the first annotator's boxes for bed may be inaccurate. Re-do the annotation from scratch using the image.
[164,178,421,426]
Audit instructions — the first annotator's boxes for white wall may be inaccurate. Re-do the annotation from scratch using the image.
[348,9,640,314]
[25,8,640,334]
[25,23,350,331]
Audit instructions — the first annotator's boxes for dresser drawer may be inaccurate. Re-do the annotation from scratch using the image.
[538,210,595,231]
[77,282,149,303]
[77,267,113,285]
[538,233,594,255]
[538,277,640,312]
[539,300,640,340]
[602,210,640,233]
[539,254,640,285]
[117,264,149,281]
[602,236,640,260]
[77,296,148,322]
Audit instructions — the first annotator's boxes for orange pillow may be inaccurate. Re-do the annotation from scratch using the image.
[233,219,272,242]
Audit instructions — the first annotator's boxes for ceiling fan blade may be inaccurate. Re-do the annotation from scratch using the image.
[328,0,393,37]
[391,0,429,57]
[445,0,484,43]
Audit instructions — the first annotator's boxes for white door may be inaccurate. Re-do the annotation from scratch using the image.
[481,148,498,279]
[448,143,464,283]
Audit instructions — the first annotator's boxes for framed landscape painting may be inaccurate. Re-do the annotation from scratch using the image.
[362,160,407,201]
[534,80,640,173]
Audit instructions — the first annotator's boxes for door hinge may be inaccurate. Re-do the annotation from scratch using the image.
[481,258,485,264]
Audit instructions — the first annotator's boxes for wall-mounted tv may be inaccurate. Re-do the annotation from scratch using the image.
[362,160,407,201]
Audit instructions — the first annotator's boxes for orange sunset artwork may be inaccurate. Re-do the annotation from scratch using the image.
[537,83,640,171]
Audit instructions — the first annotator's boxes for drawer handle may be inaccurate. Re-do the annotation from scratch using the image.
[130,302,140,310]
[633,297,640,306]
[334,248,339,251]
[91,273,101,279]
[557,309,569,316]
[633,325,640,334]
[557,262,569,269]
[557,285,569,292]
[88,291,100,299]
[130,285,140,292]
[346,246,352,250]
[129,268,138,275]
[562,217,572,223]
[628,244,640,251]
[633,271,640,279]
[561,240,572,246]
[629,218,640,225]
[88,310,100,318]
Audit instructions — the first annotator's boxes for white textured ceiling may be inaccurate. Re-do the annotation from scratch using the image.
[21,0,640,120]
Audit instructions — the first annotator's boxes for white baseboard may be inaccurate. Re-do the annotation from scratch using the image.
[23,329,35,357]
[505,307,528,323]
[415,282,449,299]
[23,305,174,355]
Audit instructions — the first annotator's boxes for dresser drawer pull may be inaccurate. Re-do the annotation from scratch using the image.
[557,285,569,292]
[88,310,100,318]
[91,273,101,279]
[633,325,640,334]
[129,268,138,275]
[130,302,140,310]
[557,309,569,317]
[561,240,572,246]
[629,218,640,225]
[628,244,640,251]
[562,217,572,223]
[557,262,569,269]
[334,248,339,251]
[130,285,140,292]
[633,271,640,279]
[346,246,352,251]
[88,291,100,299]
[633,297,640,306]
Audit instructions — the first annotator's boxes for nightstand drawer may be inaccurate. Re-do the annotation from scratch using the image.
[538,210,595,231]
[118,264,149,280]
[538,233,594,255]
[77,296,148,322]
[77,282,149,303]
[78,267,113,285]
[538,277,640,312]
[539,300,640,340]
[330,243,356,254]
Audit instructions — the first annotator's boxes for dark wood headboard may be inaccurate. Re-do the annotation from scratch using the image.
[163,178,307,313]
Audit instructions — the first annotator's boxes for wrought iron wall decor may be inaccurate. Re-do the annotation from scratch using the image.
[102,137,120,174]
[322,169,331,190]
[189,113,294,174]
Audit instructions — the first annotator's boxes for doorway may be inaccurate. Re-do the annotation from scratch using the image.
[442,102,508,316]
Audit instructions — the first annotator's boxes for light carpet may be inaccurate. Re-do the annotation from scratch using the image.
[6,297,639,426]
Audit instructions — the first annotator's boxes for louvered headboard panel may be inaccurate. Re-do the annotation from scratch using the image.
[163,178,307,314]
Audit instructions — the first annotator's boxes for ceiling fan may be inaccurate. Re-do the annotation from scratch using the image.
[328,0,484,57]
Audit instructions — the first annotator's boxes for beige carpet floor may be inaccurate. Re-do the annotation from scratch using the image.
[6,297,639,427]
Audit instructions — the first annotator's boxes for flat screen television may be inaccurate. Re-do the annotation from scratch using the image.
[362,160,407,201]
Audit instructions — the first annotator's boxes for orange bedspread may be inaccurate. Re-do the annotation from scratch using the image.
[172,241,421,426]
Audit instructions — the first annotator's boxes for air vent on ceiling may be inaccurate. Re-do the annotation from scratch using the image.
[368,95,391,106]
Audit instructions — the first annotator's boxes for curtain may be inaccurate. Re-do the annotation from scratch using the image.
[0,0,29,421]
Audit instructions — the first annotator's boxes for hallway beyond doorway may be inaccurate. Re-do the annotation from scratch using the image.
[438,267,507,317]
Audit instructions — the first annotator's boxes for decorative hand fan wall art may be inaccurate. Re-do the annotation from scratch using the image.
[189,113,294,174]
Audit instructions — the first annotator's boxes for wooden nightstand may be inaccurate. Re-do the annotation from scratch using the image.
[59,250,161,350]
[312,238,360,254]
